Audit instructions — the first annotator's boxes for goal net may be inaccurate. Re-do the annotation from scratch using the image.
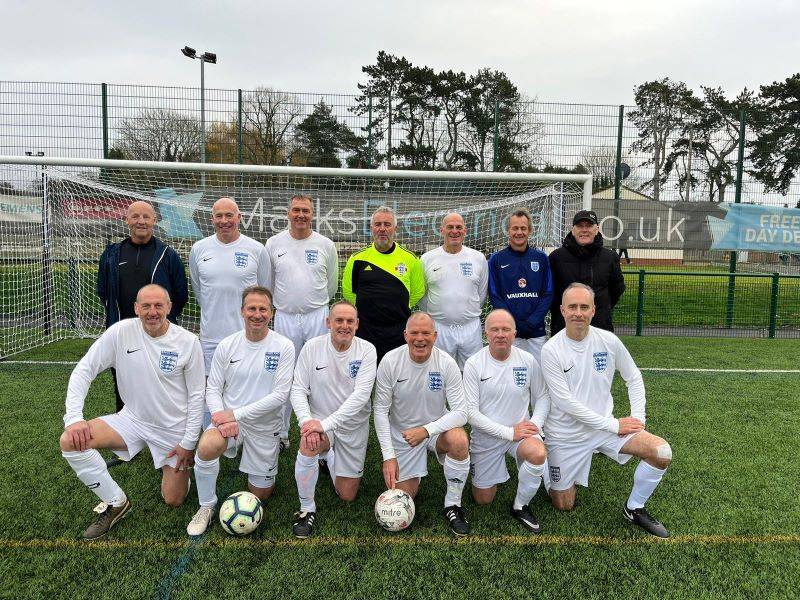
[0,156,591,358]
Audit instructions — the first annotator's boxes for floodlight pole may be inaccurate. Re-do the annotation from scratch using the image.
[182,46,216,187]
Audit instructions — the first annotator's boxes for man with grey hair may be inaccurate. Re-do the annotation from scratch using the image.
[342,206,425,363]
[540,282,672,538]
[420,212,488,370]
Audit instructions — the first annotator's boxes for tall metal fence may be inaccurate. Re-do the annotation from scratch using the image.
[3,80,800,209]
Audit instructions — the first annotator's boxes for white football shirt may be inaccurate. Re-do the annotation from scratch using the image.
[290,334,377,433]
[265,230,338,314]
[464,345,550,442]
[373,345,467,460]
[64,318,205,450]
[541,327,646,443]
[189,234,271,345]
[419,245,488,324]
[205,329,295,432]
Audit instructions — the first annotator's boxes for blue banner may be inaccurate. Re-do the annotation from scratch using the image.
[708,203,800,252]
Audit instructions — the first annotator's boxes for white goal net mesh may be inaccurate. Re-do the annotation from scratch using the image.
[0,158,588,357]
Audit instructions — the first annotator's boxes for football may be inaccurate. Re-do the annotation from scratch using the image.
[218,491,263,536]
[374,489,415,532]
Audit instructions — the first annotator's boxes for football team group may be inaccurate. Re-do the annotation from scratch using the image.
[60,195,673,541]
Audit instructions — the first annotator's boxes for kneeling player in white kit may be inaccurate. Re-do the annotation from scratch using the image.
[60,284,205,540]
[289,301,378,538]
[541,283,672,538]
[186,286,295,535]
[374,312,472,536]
[464,309,550,533]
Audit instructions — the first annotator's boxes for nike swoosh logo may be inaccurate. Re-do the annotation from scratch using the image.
[202,257,213,262]
[126,349,140,354]
[230,359,242,364]
[118,261,128,266]
[396,378,408,383]
[433,267,441,271]
[316,366,327,370]
[500,264,510,269]
[480,376,492,381]
[563,366,573,373]
[277,252,287,257]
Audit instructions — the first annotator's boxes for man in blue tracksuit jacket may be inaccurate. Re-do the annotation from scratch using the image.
[488,208,553,364]
[97,201,189,416]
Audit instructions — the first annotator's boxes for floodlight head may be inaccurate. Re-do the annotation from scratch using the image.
[201,52,217,64]
[181,46,197,59]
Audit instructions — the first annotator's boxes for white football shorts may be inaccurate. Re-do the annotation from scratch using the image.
[323,421,370,478]
[433,318,483,370]
[274,305,329,357]
[99,407,184,470]
[470,431,543,489]
[544,429,637,491]
[213,422,281,486]
[391,427,445,482]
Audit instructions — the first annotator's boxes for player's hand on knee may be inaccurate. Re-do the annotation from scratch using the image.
[382,458,399,489]
[168,444,195,471]
[306,431,321,452]
[617,416,645,436]
[218,421,239,439]
[402,426,429,447]
[211,409,236,426]
[512,420,539,441]
[66,420,92,451]
[300,419,324,437]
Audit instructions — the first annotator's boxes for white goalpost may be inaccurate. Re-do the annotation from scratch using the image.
[0,155,592,358]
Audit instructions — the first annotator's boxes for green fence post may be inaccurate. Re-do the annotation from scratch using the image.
[237,89,243,164]
[769,272,780,338]
[725,109,747,328]
[101,83,109,159]
[493,100,500,171]
[387,93,392,170]
[367,95,373,169]
[636,270,646,336]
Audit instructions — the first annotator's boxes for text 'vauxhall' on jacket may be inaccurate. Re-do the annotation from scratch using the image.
[97,236,189,327]
[487,245,553,339]
[548,232,625,335]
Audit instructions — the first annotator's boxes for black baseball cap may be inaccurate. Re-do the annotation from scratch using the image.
[573,210,598,225]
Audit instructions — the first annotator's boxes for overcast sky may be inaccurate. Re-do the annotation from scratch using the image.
[4,0,799,104]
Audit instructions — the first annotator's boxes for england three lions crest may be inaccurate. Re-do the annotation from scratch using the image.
[428,371,443,391]
[305,249,319,265]
[264,352,281,372]
[512,366,528,387]
[159,350,179,373]
[459,262,473,277]
[348,360,362,379]
[530,261,540,272]
[234,252,248,269]
[593,351,608,372]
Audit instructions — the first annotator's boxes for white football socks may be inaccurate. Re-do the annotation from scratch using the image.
[62,449,126,507]
[443,455,470,508]
[325,447,336,485]
[627,461,667,510]
[514,460,544,510]
[295,452,319,513]
[193,455,220,508]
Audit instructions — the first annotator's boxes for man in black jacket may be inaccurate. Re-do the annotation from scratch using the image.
[97,201,189,411]
[548,210,625,335]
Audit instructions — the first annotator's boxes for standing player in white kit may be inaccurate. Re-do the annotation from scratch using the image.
[265,194,339,451]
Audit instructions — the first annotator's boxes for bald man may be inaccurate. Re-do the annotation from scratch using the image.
[98,200,189,414]
[420,212,488,370]
[189,197,272,378]
[61,284,204,540]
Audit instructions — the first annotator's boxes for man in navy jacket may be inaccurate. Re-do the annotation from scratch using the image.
[97,201,189,414]
[488,208,553,364]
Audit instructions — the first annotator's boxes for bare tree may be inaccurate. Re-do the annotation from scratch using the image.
[116,108,201,162]
[241,87,304,165]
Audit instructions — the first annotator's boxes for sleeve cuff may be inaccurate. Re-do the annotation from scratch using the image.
[179,439,197,451]
[381,448,397,461]
[606,417,620,434]
[64,415,84,428]
[502,425,515,442]
[321,416,334,432]
[423,423,437,438]
[232,407,246,421]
